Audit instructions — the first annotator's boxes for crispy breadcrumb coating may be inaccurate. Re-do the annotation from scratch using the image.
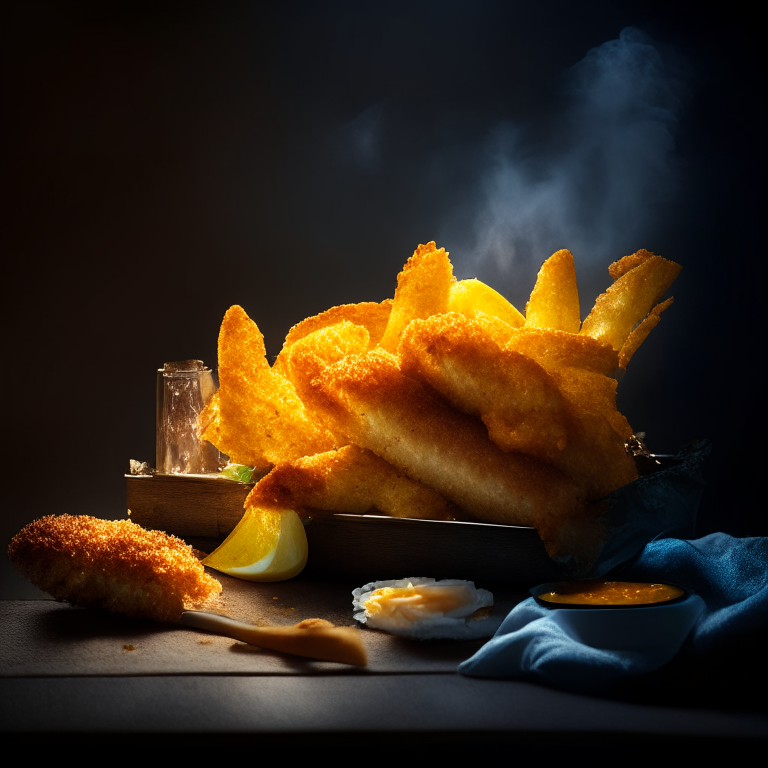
[301,349,589,556]
[398,313,637,501]
[199,305,336,469]
[246,444,457,520]
[8,515,222,623]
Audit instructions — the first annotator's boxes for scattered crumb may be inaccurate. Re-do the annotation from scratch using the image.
[123,644,136,652]
[198,639,213,645]
[272,597,278,600]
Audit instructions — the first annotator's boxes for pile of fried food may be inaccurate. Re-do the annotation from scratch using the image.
[200,244,680,568]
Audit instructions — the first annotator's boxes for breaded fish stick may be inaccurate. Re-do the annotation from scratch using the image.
[303,350,588,556]
[8,515,222,623]
[246,444,456,520]
[8,515,367,666]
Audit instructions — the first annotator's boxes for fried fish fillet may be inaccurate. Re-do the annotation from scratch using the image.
[398,313,571,462]
[499,325,635,473]
[7,515,222,623]
[301,349,591,557]
[246,444,456,520]
[200,243,681,572]
[398,313,637,501]
[608,248,654,281]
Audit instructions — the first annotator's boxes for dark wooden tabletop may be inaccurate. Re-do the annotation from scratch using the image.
[2,572,767,745]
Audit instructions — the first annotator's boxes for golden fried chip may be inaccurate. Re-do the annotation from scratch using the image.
[580,254,681,351]
[448,278,525,328]
[201,305,335,468]
[608,248,654,281]
[525,249,581,333]
[619,296,674,370]
[273,300,392,376]
[379,242,455,352]
[246,444,456,520]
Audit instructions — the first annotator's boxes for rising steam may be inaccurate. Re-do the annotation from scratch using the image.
[454,27,692,308]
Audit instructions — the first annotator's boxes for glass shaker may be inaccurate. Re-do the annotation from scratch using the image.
[156,360,220,474]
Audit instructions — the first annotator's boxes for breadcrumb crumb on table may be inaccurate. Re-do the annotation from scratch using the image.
[7,515,222,623]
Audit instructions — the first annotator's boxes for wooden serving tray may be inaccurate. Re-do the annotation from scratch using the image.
[126,473,564,584]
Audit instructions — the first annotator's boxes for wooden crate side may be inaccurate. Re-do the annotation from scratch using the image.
[126,475,252,539]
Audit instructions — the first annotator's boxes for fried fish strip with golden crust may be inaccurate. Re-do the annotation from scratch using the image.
[200,305,336,469]
[398,313,571,462]
[379,242,455,352]
[280,320,370,404]
[273,300,392,376]
[619,297,674,370]
[504,327,619,377]
[499,326,634,481]
[503,326,636,495]
[580,253,681,351]
[548,367,638,496]
[8,515,222,623]
[525,249,581,333]
[398,313,637,501]
[550,366,633,441]
[302,349,589,557]
[608,248,654,281]
[246,444,456,520]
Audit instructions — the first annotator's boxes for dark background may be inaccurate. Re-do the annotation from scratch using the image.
[2,0,764,597]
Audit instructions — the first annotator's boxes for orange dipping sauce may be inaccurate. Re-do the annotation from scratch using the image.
[536,580,685,607]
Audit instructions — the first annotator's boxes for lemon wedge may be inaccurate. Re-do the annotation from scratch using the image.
[449,278,525,328]
[202,506,308,581]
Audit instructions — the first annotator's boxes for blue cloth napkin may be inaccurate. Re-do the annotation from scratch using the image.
[458,534,768,693]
